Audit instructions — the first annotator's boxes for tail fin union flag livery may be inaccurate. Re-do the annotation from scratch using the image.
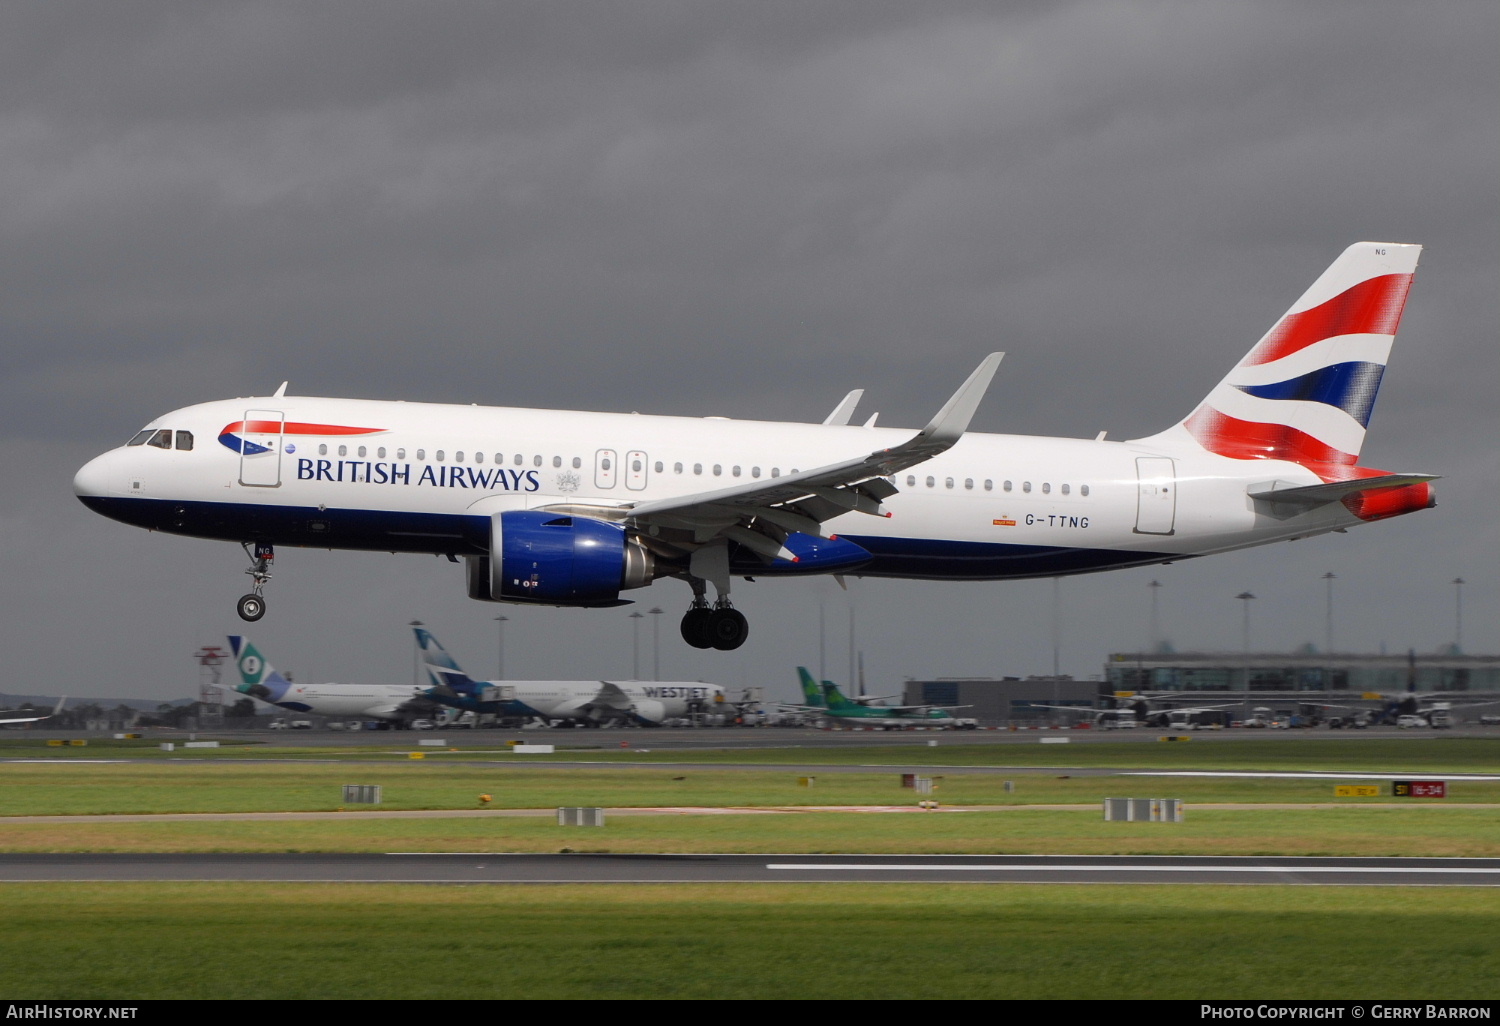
[75,243,1435,651]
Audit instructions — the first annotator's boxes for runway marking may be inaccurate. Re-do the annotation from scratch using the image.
[1125,771,1500,781]
[766,863,1500,874]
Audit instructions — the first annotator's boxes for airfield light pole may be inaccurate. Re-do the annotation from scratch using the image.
[818,604,826,682]
[1236,592,1255,654]
[1323,573,1337,654]
[1051,577,1062,680]
[1148,580,1162,654]
[648,607,664,681]
[493,616,509,680]
[408,620,424,688]
[630,611,645,680]
[1453,578,1466,653]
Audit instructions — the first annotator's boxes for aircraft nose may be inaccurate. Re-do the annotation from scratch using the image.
[73,452,115,499]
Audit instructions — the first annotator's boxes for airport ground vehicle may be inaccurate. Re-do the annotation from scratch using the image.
[74,244,1435,651]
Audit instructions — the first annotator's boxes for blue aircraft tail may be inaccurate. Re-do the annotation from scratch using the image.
[415,627,479,695]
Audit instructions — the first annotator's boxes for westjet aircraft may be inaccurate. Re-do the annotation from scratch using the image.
[228,636,427,723]
[415,627,725,726]
[75,243,1436,652]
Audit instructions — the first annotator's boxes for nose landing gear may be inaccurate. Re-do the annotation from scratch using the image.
[237,542,273,622]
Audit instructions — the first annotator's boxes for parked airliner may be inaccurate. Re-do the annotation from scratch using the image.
[415,627,725,726]
[75,243,1436,651]
[228,636,427,723]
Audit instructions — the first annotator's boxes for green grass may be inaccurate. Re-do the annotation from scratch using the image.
[3,762,1496,817]
[4,735,1500,772]
[4,807,1498,857]
[3,883,1497,999]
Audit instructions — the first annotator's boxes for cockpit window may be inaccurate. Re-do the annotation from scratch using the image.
[146,429,172,449]
[175,431,194,451]
[126,430,154,446]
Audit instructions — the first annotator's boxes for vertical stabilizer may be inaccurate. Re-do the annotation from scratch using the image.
[415,627,478,693]
[796,667,826,709]
[1135,243,1420,476]
[226,636,293,701]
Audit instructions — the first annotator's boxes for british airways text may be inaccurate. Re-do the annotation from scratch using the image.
[296,459,541,491]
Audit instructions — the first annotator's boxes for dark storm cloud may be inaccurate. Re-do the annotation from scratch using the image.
[0,2,1492,697]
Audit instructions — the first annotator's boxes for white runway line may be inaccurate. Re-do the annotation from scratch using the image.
[765,863,1500,874]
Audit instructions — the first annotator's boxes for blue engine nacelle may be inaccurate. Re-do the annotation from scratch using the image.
[466,511,656,607]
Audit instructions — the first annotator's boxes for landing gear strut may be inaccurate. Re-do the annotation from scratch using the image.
[237,542,273,622]
[679,579,749,651]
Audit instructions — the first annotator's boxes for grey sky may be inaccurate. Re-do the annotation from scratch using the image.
[3,2,1494,700]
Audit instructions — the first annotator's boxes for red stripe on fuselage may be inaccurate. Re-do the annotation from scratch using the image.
[222,422,384,436]
[1244,273,1413,366]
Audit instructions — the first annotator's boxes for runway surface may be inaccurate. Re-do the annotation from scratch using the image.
[3,853,1497,885]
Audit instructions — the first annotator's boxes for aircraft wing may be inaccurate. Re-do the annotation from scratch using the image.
[580,682,638,715]
[621,354,1003,560]
[0,697,65,725]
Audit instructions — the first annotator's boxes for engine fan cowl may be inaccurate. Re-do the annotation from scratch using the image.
[473,510,656,606]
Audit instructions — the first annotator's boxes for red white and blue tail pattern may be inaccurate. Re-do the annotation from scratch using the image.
[1142,243,1420,481]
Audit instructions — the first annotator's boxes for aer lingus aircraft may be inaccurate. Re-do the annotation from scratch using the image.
[788,668,970,728]
[74,243,1436,652]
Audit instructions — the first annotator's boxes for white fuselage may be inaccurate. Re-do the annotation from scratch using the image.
[73,394,1364,580]
[245,681,427,720]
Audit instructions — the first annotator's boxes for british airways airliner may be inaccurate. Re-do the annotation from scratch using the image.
[74,243,1435,652]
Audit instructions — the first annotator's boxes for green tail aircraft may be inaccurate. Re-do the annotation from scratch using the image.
[792,667,973,728]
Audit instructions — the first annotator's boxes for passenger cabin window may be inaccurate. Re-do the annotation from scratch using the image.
[964,478,973,490]
[906,475,916,486]
[474,452,483,463]
[771,468,780,478]
[984,480,993,491]
[127,430,154,447]
[175,431,194,451]
[554,456,563,468]
[1061,483,1070,495]
[436,450,445,462]
[655,461,664,473]
[1003,480,1012,492]
[455,451,465,463]
[1042,482,1050,494]
[378,447,387,459]
[694,464,703,475]
[732,466,740,477]
[1023,481,1032,493]
[357,445,367,458]
[925,476,935,488]
[416,449,426,460]
[146,429,172,449]
[533,455,542,467]
[674,463,683,474]
[396,448,406,459]
[751,467,760,478]
[713,465,722,476]
[572,457,582,469]
[1081,484,1090,497]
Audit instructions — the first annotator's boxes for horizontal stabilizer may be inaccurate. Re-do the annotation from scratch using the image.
[1249,473,1438,518]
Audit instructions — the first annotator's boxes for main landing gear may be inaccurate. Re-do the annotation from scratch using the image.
[237,542,274,622]
[680,578,748,651]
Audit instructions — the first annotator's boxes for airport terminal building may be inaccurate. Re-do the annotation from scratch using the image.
[1104,651,1500,694]
[902,676,1097,726]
